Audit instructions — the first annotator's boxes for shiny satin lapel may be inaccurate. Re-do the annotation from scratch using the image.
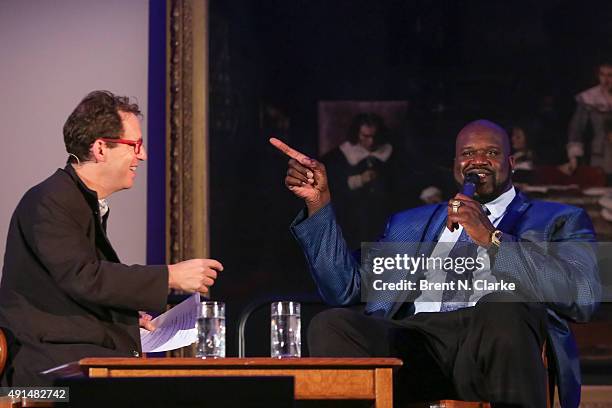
[417,204,448,258]
[388,204,448,318]
[495,190,531,235]
[423,204,448,242]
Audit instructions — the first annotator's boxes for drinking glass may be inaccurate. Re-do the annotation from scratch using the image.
[270,301,301,358]
[196,301,225,358]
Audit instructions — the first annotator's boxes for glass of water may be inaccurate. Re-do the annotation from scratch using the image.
[196,301,225,358]
[271,301,301,358]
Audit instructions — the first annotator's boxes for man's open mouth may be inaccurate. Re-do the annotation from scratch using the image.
[465,169,493,181]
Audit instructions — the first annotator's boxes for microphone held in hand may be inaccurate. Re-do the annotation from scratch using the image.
[462,173,480,198]
[450,173,481,230]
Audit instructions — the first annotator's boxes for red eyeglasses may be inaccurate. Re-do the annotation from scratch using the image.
[99,138,144,154]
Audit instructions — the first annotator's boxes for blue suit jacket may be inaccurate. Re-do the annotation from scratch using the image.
[291,190,600,408]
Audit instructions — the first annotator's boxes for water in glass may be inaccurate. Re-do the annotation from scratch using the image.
[196,316,225,358]
[271,311,301,358]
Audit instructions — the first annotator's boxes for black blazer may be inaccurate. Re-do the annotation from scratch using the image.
[0,165,168,386]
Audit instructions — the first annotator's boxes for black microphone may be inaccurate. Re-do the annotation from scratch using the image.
[451,173,480,230]
[462,173,480,198]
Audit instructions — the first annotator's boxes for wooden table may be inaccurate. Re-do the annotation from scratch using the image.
[50,357,403,407]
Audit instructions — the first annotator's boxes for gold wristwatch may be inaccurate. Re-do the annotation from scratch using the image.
[490,230,503,248]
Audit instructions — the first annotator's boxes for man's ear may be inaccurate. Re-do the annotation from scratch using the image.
[508,155,516,172]
[90,139,107,163]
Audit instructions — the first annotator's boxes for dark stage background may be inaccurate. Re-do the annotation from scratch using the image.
[206,0,612,357]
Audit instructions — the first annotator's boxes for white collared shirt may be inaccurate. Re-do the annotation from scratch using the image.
[413,187,516,314]
[98,199,109,219]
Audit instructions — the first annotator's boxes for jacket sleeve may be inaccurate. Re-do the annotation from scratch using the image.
[290,203,364,306]
[18,191,168,313]
[492,208,601,322]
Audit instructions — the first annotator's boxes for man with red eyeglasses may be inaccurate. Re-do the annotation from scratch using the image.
[0,90,223,386]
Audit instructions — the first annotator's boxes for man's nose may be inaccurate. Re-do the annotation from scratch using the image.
[470,151,490,164]
[138,146,148,161]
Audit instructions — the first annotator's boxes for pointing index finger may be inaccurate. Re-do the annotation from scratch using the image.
[269,137,313,165]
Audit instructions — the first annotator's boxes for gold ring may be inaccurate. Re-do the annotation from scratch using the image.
[450,200,461,214]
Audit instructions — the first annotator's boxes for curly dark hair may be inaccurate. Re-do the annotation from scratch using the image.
[346,113,388,148]
[63,90,142,162]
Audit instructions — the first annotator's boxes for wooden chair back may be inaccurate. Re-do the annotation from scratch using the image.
[0,328,7,378]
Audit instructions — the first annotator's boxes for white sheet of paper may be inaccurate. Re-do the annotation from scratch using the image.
[140,293,200,353]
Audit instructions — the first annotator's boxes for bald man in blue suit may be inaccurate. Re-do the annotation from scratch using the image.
[271,120,600,408]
